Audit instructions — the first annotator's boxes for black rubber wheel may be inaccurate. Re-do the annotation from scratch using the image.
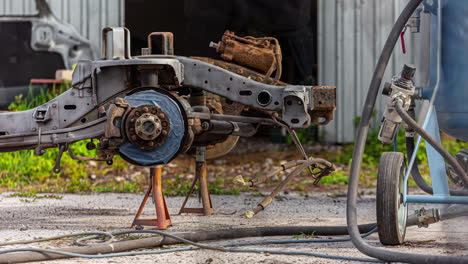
[377,152,408,245]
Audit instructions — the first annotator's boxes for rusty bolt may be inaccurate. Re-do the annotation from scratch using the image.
[151,109,157,114]
[161,130,168,136]
[130,118,135,123]
[148,141,154,147]
[201,122,210,130]
[162,121,168,127]
[98,106,106,114]
[143,107,149,113]
[135,111,141,117]
[158,113,165,119]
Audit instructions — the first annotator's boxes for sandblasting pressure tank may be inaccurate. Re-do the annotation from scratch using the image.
[424,0,468,141]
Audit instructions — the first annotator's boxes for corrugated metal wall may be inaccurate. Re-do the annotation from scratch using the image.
[318,0,430,143]
[0,0,124,54]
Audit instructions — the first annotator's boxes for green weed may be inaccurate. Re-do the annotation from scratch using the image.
[8,191,63,199]
[293,231,315,239]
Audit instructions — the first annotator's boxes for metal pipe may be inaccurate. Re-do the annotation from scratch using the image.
[440,204,468,220]
[246,158,334,218]
[189,112,276,125]
[206,120,257,137]
[406,205,468,227]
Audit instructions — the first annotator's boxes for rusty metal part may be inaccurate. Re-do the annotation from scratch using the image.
[124,104,171,150]
[206,135,239,160]
[310,86,336,126]
[211,31,282,81]
[235,160,303,187]
[131,166,172,229]
[67,146,113,162]
[191,57,285,86]
[105,98,130,139]
[246,158,335,218]
[178,147,214,215]
[191,57,335,127]
[101,27,131,60]
[189,56,275,159]
[145,32,174,56]
[188,84,245,158]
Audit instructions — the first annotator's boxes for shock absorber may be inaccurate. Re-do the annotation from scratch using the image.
[378,64,416,144]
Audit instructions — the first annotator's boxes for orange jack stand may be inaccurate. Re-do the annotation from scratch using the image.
[131,166,172,229]
[179,147,214,216]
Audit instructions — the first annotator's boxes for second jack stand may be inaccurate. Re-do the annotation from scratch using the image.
[179,147,214,215]
[131,166,172,229]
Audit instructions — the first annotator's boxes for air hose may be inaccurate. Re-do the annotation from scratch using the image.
[346,0,468,263]
[0,224,378,263]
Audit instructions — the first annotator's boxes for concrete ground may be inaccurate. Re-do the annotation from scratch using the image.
[0,191,467,263]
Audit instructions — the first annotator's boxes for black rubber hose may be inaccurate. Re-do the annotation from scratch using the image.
[347,0,468,263]
[396,102,468,190]
[404,103,436,195]
[0,224,376,263]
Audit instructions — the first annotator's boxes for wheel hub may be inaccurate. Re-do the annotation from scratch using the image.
[118,89,187,166]
[125,105,171,150]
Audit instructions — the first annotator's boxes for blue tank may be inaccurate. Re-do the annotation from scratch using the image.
[424,0,468,141]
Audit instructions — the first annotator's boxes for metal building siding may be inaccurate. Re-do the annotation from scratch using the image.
[318,0,428,143]
[0,0,124,54]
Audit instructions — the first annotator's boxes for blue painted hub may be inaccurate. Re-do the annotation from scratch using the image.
[119,90,185,166]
